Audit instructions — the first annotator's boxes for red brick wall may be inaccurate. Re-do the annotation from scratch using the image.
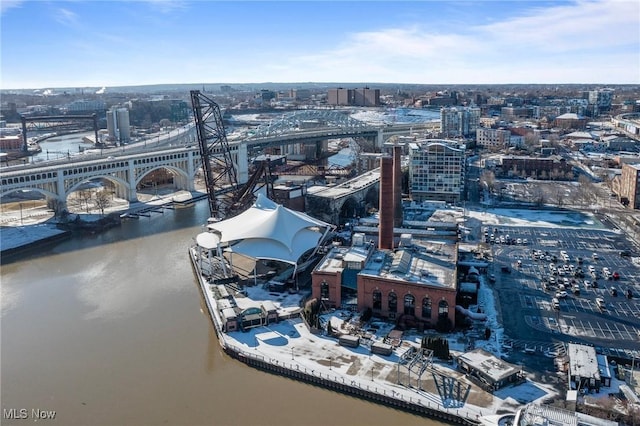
[357,275,456,328]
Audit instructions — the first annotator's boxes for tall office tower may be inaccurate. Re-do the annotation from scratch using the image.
[408,139,466,203]
[440,106,481,138]
[106,107,131,144]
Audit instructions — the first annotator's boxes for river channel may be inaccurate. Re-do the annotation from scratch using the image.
[1,200,447,426]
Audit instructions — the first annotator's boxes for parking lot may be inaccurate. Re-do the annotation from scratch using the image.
[487,221,640,354]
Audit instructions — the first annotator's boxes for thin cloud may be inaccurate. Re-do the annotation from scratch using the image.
[478,0,640,52]
[0,0,23,15]
[142,0,189,14]
[55,7,80,27]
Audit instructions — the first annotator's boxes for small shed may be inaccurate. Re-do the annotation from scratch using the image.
[371,342,393,356]
[456,348,521,392]
[338,334,360,348]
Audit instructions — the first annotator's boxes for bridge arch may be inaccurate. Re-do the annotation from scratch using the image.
[65,174,131,202]
[339,196,362,221]
[0,186,58,201]
[134,164,190,190]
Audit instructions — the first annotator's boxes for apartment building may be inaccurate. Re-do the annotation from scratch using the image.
[440,106,480,138]
[476,128,511,149]
[327,88,380,107]
[408,139,466,203]
[618,163,640,209]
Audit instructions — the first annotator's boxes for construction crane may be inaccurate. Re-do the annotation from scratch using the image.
[190,90,274,219]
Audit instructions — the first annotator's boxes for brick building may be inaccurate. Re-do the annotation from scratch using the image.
[617,163,640,209]
[311,234,458,331]
[500,155,573,180]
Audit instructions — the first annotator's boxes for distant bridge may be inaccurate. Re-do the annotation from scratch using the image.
[1,110,431,212]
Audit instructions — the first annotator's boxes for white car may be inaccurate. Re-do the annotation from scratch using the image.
[556,291,568,298]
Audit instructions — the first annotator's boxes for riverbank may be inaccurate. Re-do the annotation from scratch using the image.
[0,189,203,261]
[188,246,560,426]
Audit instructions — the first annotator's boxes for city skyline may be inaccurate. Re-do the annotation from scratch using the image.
[1,0,639,90]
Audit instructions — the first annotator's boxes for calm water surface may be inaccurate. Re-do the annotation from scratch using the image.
[1,201,447,426]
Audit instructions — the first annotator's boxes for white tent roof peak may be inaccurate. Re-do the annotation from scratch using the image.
[204,194,333,264]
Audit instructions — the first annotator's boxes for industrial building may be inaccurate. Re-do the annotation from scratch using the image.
[311,147,459,331]
[106,107,131,144]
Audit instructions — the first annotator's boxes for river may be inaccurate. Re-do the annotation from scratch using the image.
[0,200,447,426]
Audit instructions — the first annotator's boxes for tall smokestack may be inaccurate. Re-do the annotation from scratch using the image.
[379,156,394,250]
[393,145,403,228]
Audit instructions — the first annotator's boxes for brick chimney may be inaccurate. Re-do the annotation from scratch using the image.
[379,156,394,249]
[393,145,403,227]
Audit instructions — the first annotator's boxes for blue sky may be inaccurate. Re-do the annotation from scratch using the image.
[1,0,638,89]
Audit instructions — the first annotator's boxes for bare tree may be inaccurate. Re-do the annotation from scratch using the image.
[554,190,565,207]
[480,170,496,193]
[47,198,66,217]
[79,190,92,213]
[94,190,112,216]
[531,186,546,207]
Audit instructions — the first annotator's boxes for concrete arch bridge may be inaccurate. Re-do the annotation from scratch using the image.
[0,146,201,213]
[306,168,381,224]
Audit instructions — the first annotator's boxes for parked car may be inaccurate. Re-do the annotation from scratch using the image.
[556,291,568,299]
[612,271,620,280]
[610,287,618,297]
[596,297,606,310]
[619,250,631,257]
[626,288,633,299]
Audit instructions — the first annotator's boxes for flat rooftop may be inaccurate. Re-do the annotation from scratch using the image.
[315,238,457,289]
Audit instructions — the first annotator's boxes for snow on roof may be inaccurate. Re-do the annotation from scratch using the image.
[457,348,520,383]
[568,343,600,380]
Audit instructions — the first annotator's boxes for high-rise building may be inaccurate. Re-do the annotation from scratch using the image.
[587,89,614,116]
[106,107,131,144]
[327,88,380,106]
[440,106,480,138]
[408,139,466,203]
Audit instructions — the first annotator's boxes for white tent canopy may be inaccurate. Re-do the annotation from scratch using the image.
[200,194,333,265]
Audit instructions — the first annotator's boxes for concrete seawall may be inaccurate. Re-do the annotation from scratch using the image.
[189,248,480,426]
